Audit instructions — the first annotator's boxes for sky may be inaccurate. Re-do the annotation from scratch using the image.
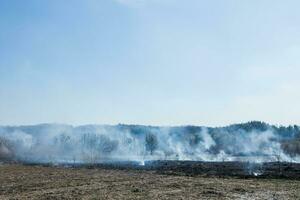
[0,0,300,126]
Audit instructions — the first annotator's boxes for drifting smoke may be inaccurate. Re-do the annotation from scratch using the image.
[0,122,299,164]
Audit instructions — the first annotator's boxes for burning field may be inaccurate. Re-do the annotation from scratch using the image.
[1,122,300,199]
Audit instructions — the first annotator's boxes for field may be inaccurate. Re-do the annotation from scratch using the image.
[0,163,300,200]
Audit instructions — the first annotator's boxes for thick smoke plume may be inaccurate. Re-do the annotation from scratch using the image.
[0,122,299,164]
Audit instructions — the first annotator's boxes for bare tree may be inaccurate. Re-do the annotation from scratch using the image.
[145,133,158,155]
[0,137,14,161]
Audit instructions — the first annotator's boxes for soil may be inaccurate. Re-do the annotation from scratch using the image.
[1,163,300,199]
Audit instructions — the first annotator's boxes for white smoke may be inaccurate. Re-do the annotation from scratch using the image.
[0,124,299,163]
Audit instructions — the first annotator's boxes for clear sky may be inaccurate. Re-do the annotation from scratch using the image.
[0,0,300,126]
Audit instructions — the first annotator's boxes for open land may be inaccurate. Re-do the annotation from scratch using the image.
[1,162,300,200]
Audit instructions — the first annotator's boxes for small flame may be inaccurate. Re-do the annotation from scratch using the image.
[139,160,145,166]
[253,172,263,176]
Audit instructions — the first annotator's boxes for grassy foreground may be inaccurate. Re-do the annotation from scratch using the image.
[0,164,299,200]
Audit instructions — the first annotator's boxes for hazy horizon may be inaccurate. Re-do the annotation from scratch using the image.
[0,121,298,129]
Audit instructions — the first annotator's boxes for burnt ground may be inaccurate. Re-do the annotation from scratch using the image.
[0,162,300,200]
[77,161,300,179]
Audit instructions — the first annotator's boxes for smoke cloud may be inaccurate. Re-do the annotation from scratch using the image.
[0,122,299,164]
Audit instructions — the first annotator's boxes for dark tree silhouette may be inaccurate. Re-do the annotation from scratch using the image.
[0,137,14,161]
[145,133,158,155]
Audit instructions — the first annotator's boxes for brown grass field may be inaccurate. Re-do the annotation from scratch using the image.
[0,164,300,200]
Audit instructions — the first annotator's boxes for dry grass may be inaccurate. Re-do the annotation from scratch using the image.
[0,164,299,200]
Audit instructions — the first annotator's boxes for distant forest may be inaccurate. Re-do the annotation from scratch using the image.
[1,121,300,162]
[118,121,300,157]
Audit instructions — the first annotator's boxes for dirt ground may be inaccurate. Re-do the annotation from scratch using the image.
[0,164,300,200]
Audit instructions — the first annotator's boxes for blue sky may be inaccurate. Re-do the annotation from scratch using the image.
[0,0,300,126]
